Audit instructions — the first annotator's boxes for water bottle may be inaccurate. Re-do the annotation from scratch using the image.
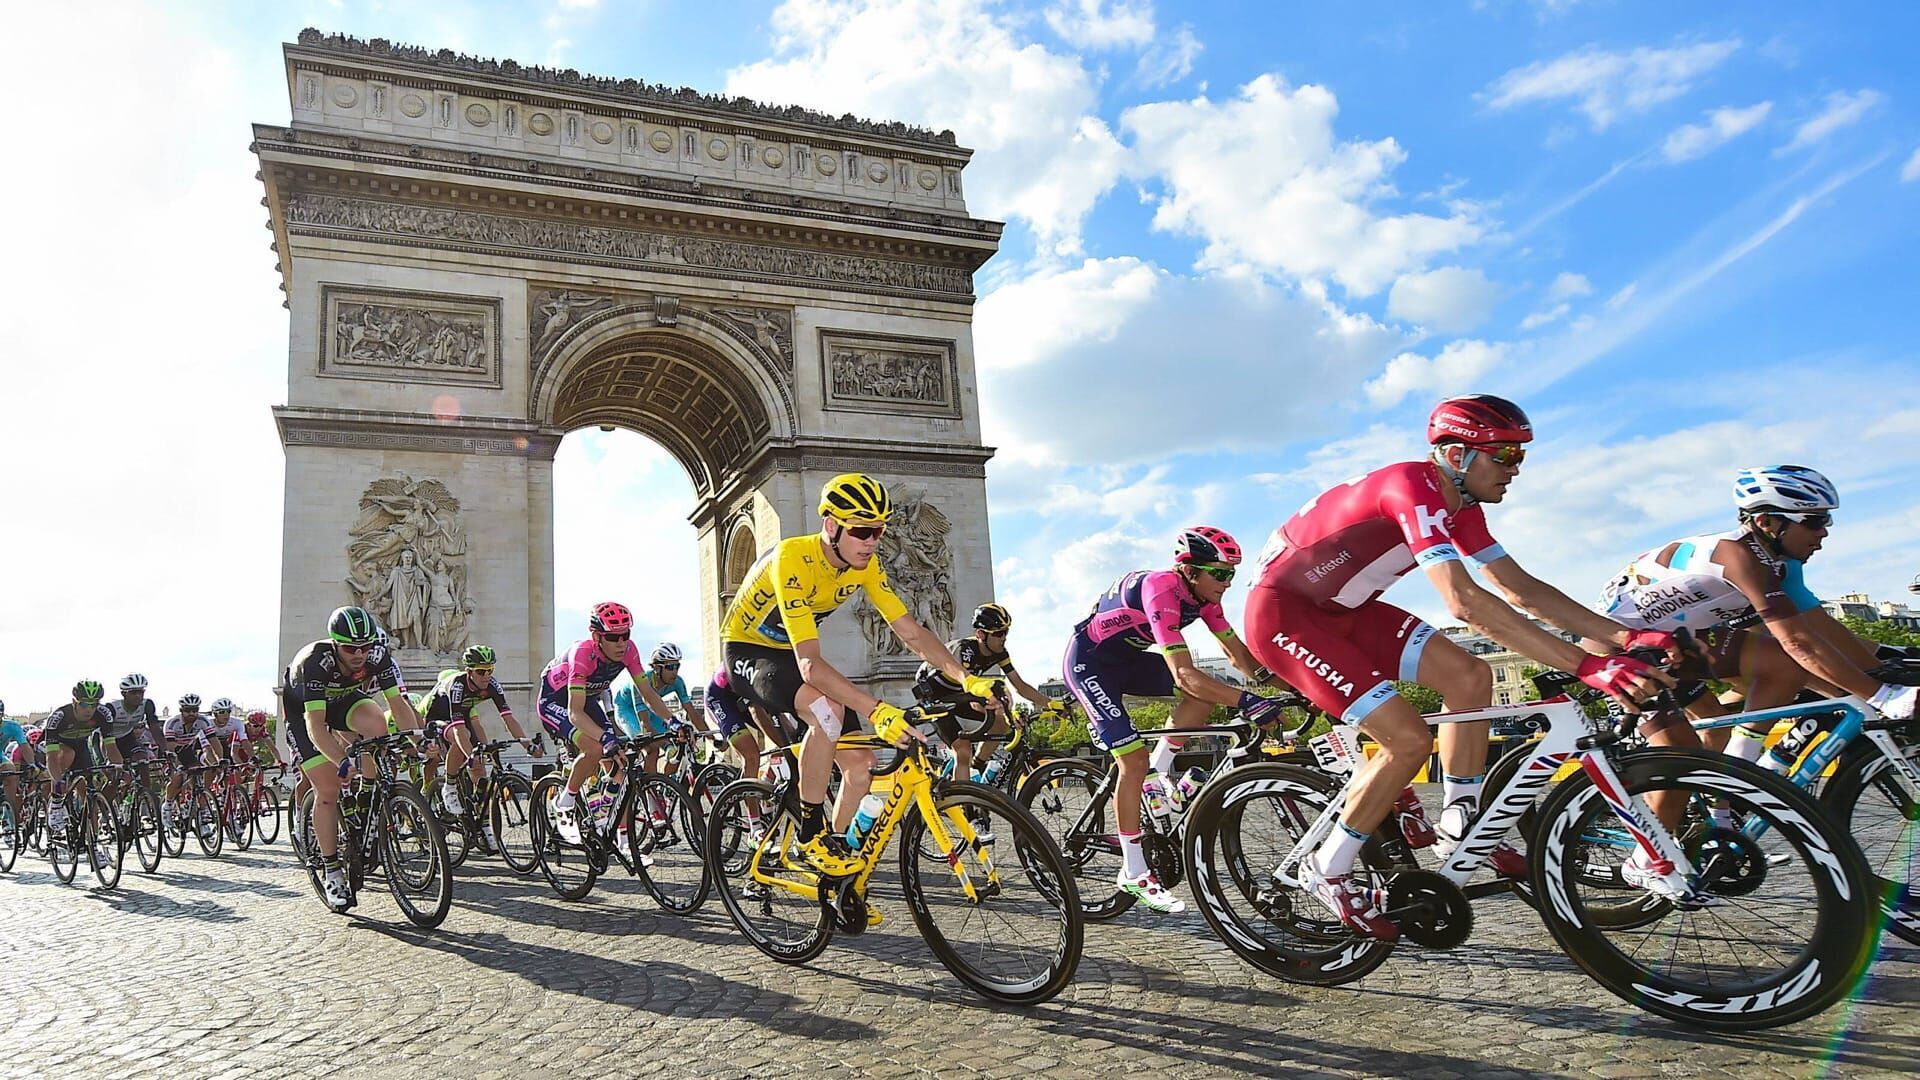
[979,754,1006,785]
[843,793,887,850]
[585,778,619,835]
[1142,778,1174,830]
[1393,786,1436,849]
[1171,766,1208,806]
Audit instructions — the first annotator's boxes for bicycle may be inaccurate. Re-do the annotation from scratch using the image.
[656,723,739,823]
[294,731,453,928]
[1017,697,1312,919]
[436,739,540,875]
[0,772,20,873]
[529,729,709,912]
[45,762,124,889]
[99,758,165,874]
[1181,656,1880,1030]
[704,699,1084,1004]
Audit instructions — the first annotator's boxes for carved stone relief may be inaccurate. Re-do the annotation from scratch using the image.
[529,288,616,366]
[345,476,476,661]
[527,286,794,382]
[857,494,955,661]
[287,193,973,299]
[711,307,794,379]
[820,330,958,417]
[320,286,502,387]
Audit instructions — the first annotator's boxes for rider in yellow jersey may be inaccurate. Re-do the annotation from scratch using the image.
[719,473,1005,887]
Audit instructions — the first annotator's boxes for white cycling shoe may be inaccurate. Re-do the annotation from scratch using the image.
[322,870,353,913]
[1117,872,1186,914]
[552,804,583,844]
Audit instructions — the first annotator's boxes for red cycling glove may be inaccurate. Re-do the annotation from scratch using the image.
[1622,629,1678,655]
[1576,653,1657,703]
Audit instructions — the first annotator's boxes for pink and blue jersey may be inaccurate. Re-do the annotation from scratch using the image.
[1076,569,1231,653]
[541,638,649,697]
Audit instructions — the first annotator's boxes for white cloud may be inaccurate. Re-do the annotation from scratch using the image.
[1662,101,1772,162]
[1135,25,1201,87]
[1520,303,1569,330]
[1044,0,1155,49]
[1903,148,1920,182]
[1364,339,1513,407]
[1518,272,1592,330]
[1485,39,1741,131]
[974,256,1161,372]
[1604,281,1638,310]
[1386,266,1500,333]
[726,0,1126,255]
[1778,89,1885,155]
[1125,75,1484,295]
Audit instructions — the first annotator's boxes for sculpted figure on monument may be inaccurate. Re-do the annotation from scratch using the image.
[858,495,955,659]
[531,289,612,360]
[346,476,473,659]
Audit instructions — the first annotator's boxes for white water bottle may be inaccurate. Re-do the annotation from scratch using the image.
[1142,777,1174,829]
[843,793,887,850]
[980,755,1006,785]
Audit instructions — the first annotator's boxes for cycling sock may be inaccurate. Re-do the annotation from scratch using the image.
[1441,773,1483,814]
[1119,831,1147,879]
[1727,727,1769,764]
[554,788,577,811]
[1148,740,1179,776]
[799,799,826,841]
[1312,818,1370,877]
[321,853,341,870]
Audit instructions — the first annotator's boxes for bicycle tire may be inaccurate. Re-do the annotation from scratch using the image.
[531,775,598,900]
[899,781,1083,1004]
[48,791,79,884]
[1531,748,1877,1030]
[159,794,186,859]
[190,786,222,856]
[491,770,539,875]
[1818,734,1920,946]
[294,789,331,908]
[1015,757,1133,920]
[255,786,282,845]
[630,773,710,914]
[226,786,254,852]
[381,784,453,928]
[129,787,164,874]
[1184,762,1398,986]
[691,761,739,821]
[706,778,832,963]
[85,790,124,890]
[0,797,17,873]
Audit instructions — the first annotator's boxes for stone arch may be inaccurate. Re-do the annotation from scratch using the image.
[720,514,761,606]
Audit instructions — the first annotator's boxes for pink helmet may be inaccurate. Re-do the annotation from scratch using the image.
[589,601,634,634]
[1174,526,1242,566]
[1428,395,1532,447]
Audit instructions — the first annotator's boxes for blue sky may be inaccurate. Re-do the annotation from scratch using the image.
[2,0,1917,710]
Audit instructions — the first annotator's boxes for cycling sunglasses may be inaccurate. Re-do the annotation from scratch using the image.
[844,524,885,540]
[1774,510,1833,529]
[467,666,495,677]
[1196,564,1237,583]
[599,632,631,642]
[656,662,681,671]
[337,642,374,655]
[1483,444,1527,467]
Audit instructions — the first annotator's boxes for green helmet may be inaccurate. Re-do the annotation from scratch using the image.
[72,680,105,703]
[328,605,380,646]
[462,644,497,667]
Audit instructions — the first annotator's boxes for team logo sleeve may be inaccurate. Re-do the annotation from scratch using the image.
[1383,472,1463,567]
[1139,571,1194,650]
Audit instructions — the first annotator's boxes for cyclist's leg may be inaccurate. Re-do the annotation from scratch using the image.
[1725,628,1809,763]
[1412,627,1494,811]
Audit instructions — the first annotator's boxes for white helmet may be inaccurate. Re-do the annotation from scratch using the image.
[1733,465,1838,514]
[179,693,202,709]
[211,697,235,713]
[120,673,149,692]
[651,642,683,666]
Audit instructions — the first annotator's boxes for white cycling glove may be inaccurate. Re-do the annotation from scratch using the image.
[1869,683,1918,721]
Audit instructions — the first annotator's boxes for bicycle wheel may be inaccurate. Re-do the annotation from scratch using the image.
[1184,762,1398,986]
[531,775,598,900]
[491,771,538,874]
[706,779,831,963]
[1819,734,1920,946]
[83,791,124,890]
[1016,757,1132,920]
[899,782,1083,1004]
[439,800,472,870]
[159,794,186,859]
[294,789,330,907]
[254,786,282,845]
[380,784,453,929]
[129,787,164,874]
[691,761,739,821]
[48,792,79,884]
[1531,748,1877,1030]
[630,773,710,914]
[0,796,16,873]
[225,787,254,852]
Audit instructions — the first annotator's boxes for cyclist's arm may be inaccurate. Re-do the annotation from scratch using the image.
[1162,647,1246,708]
[892,615,975,689]
[1426,559,1593,671]
[1000,664,1052,709]
[1218,630,1276,687]
[385,687,420,731]
[1479,556,1635,649]
[1143,574,1242,705]
[1798,605,1884,669]
[1719,550,1879,696]
[621,653,675,719]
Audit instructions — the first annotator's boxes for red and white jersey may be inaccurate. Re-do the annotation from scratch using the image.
[1254,461,1506,609]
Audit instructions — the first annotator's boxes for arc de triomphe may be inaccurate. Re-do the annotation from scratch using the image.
[257,31,1001,711]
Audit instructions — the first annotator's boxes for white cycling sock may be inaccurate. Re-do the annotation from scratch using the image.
[1441,773,1482,815]
[1119,831,1147,879]
[554,788,577,811]
[1727,727,1769,764]
[1312,819,1369,878]
[1148,740,1178,776]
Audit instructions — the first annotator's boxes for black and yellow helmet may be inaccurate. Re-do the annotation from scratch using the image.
[72,680,105,704]
[972,603,1013,634]
[818,473,892,526]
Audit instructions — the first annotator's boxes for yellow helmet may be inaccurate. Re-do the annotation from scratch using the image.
[818,473,892,525]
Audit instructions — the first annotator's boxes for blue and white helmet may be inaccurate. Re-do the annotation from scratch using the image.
[1733,465,1839,514]
[650,642,683,666]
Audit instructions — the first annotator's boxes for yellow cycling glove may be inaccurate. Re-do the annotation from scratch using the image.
[961,675,1005,701]
[871,701,912,746]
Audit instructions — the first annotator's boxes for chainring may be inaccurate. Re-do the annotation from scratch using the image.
[1143,832,1183,888]
[1385,869,1474,949]
[1690,826,1767,898]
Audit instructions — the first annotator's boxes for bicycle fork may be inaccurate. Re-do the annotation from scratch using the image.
[1572,751,1697,901]
[914,785,994,902]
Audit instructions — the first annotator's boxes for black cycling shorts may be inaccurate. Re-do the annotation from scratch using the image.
[722,641,867,737]
[283,689,377,766]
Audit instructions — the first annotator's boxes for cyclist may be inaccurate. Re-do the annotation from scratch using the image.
[280,605,421,912]
[43,681,110,843]
[2,703,27,822]
[244,711,284,772]
[101,674,165,782]
[537,602,677,845]
[161,692,214,830]
[718,472,1000,894]
[423,645,541,834]
[1063,527,1281,913]
[1245,394,1672,939]
[206,698,248,766]
[703,667,785,839]
[613,642,708,778]
[914,603,1057,781]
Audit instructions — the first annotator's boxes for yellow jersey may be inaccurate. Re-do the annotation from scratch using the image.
[721,535,909,650]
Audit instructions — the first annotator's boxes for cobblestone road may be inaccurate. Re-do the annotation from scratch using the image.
[3,801,1915,1080]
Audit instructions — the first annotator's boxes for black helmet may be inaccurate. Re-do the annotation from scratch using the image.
[328,606,380,646]
[972,603,1012,634]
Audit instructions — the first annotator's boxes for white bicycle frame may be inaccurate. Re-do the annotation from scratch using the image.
[1275,696,1701,902]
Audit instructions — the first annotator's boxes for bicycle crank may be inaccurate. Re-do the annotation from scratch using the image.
[1690,827,1767,898]
[830,877,870,935]
[1385,870,1474,949]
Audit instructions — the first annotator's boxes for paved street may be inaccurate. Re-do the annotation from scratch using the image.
[3,811,1915,1080]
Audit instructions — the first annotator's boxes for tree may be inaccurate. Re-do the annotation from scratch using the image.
[1841,615,1920,649]
[1391,681,1444,715]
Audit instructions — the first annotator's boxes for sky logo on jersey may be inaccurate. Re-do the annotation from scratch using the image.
[1267,632,1358,697]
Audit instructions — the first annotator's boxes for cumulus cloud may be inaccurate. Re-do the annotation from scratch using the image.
[726,0,1127,255]
[1662,101,1772,162]
[1485,38,1741,130]
[1124,75,1484,295]
[1044,0,1155,49]
[1364,339,1512,408]
[1777,89,1885,155]
[1387,266,1500,333]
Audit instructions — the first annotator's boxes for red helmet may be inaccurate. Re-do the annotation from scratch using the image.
[27,728,44,746]
[1174,526,1243,566]
[589,601,634,634]
[1428,395,1532,447]
[245,710,268,733]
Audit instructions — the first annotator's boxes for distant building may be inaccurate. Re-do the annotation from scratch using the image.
[1442,621,1580,705]
[1825,592,1880,623]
